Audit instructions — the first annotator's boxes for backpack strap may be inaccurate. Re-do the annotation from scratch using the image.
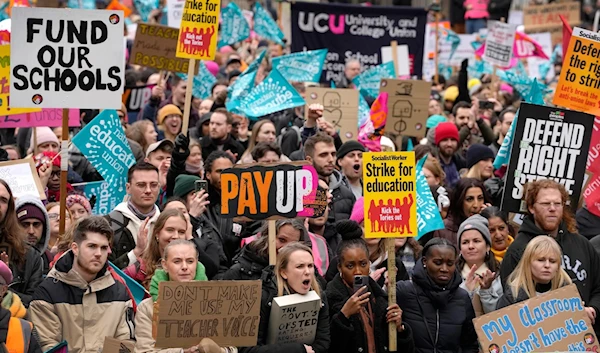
[106,211,129,246]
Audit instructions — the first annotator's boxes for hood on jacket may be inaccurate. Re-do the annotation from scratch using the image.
[235,245,269,273]
[519,215,567,240]
[48,250,115,291]
[412,258,463,308]
[14,194,50,254]
[1,291,26,318]
[329,169,348,192]
[149,263,208,301]
[576,207,600,239]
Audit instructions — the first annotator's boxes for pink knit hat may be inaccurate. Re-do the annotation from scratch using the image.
[66,194,92,214]
[350,197,364,224]
[0,261,13,285]
[30,126,59,150]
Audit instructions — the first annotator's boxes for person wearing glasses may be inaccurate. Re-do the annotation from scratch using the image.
[500,179,600,333]
[105,162,162,269]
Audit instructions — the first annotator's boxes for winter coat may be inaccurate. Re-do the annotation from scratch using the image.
[199,134,245,162]
[329,170,356,223]
[433,216,462,249]
[576,207,600,240]
[217,244,268,281]
[0,306,42,353]
[14,195,51,275]
[459,274,503,314]
[592,235,600,255]
[239,267,331,353]
[326,274,415,353]
[190,215,229,277]
[496,282,570,310]
[204,183,242,263]
[9,247,42,307]
[396,259,479,353]
[29,251,135,353]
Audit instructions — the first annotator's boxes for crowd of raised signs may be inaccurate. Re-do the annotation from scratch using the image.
[0,0,598,352]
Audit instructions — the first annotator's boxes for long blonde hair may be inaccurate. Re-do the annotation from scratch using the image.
[276,243,321,298]
[507,236,571,299]
[240,120,276,162]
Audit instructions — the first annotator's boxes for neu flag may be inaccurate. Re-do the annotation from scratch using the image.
[415,155,444,239]
[253,3,284,45]
[83,181,126,216]
[272,49,328,83]
[226,50,266,113]
[218,3,250,48]
[352,61,396,99]
[178,61,217,100]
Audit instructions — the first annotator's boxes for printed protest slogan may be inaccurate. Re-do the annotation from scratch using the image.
[167,0,185,28]
[176,0,220,60]
[130,24,190,73]
[291,2,426,83]
[474,285,598,353]
[83,181,126,215]
[363,152,417,238]
[501,103,594,213]
[483,21,517,67]
[220,162,318,221]
[122,84,154,116]
[380,79,430,139]
[553,27,600,116]
[272,49,328,83]
[10,8,125,109]
[0,158,45,200]
[156,281,261,348]
[0,45,39,115]
[0,108,80,128]
[304,87,358,141]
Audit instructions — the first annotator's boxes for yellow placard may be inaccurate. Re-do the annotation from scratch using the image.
[363,152,417,238]
[0,45,40,116]
[176,0,220,60]
[553,27,600,115]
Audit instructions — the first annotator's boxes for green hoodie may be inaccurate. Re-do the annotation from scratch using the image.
[149,262,207,301]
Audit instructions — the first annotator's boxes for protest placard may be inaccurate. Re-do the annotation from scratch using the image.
[501,103,594,213]
[0,158,45,200]
[474,284,597,353]
[483,21,517,67]
[10,8,125,109]
[0,108,80,128]
[588,117,600,175]
[0,45,39,116]
[167,0,185,28]
[176,0,220,60]
[304,87,359,141]
[381,45,410,77]
[82,181,126,215]
[352,61,396,100]
[363,152,416,238]
[523,2,580,44]
[122,84,154,118]
[379,79,430,139]
[267,291,321,345]
[272,49,328,83]
[220,162,318,221]
[155,280,261,348]
[526,32,554,81]
[103,337,134,353]
[130,24,191,74]
[553,27,600,116]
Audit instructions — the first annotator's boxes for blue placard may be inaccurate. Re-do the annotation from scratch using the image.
[271,49,328,83]
[352,61,395,99]
[218,2,250,48]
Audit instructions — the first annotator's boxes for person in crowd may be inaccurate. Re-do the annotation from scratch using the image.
[190,112,212,140]
[453,101,495,149]
[126,120,158,154]
[141,74,199,129]
[186,139,203,177]
[414,144,436,161]
[66,194,92,223]
[157,104,183,142]
[200,109,245,162]
[0,180,43,306]
[464,0,489,34]
[251,142,284,163]
[395,237,423,278]
[335,59,361,88]
[463,144,495,181]
[497,236,572,309]
[423,158,446,187]
[45,202,70,254]
[435,122,465,188]
[28,127,59,155]
[268,42,285,58]
[2,145,20,161]
[240,242,331,353]
[489,107,516,155]
[144,140,174,169]
[238,120,280,164]
[134,239,224,353]
[434,178,491,248]
[36,152,74,203]
[456,214,502,314]
[500,179,600,329]
[396,238,479,353]
[106,163,161,269]
[336,140,365,200]
[428,99,443,117]
[30,217,134,353]
[15,195,53,276]
[480,206,514,263]
[305,132,355,223]
[327,220,414,353]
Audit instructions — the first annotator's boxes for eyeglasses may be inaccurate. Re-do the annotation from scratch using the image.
[535,202,564,209]
[48,213,71,221]
[50,171,60,178]
[134,182,160,191]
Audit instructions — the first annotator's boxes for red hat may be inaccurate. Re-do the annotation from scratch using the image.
[435,122,459,145]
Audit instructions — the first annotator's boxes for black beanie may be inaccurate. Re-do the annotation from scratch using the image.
[466,144,495,169]
[337,140,366,160]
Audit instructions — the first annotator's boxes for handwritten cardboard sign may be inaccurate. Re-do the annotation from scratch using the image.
[0,158,46,200]
[176,0,220,60]
[474,284,598,353]
[380,79,430,139]
[0,108,80,128]
[103,337,134,353]
[523,2,580,45]
[130,24,191,74]
[304,87,359,142]
[220,162,319,221]
[156,280,261,348]
[0,45,40,116]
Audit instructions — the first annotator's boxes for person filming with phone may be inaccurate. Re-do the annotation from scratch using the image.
[326,220,414,353]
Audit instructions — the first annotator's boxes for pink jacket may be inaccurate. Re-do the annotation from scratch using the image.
[464,0,489,19]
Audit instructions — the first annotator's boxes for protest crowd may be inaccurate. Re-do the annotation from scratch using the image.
[0,0,599,352]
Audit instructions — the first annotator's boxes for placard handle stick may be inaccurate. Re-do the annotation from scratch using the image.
[59,108,69,234]
[434,6,440,84]
[181,59,196,137]
[268,219,276,265]
[386,238,397,352]
[391,41,399,78]
[277,2,283,30]
[32,124,37,155]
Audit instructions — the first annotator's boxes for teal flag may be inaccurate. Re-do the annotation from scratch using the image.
[406,139,414,152]
[178,61,217,100]
[352,61,395,99]
[238,69,305,119]
[416,156,445,239]
[68,0,95,8]
[132,0,158,21]
[253,3,284,45]
[271,49,328,83]
[109,262,149,304]
[218,3,250,48]
[358,93,370,127]
[226,50,266,112]
[83,181,126,216]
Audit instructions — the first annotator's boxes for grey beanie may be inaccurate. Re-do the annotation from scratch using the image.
[457,214,491,246]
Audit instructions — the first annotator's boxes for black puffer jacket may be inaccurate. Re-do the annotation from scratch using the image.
[326,274,415,353]
[10,246,43,307]
[329,170,356,223]
[239,266,331,353]
[217,244,268,281]
[396,259,478,353]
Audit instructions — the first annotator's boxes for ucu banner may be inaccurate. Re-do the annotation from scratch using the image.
[292,2,426,84]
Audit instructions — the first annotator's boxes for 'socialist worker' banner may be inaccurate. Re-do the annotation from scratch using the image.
[553,27,600,116]
[363,152,417,239]
[290,2,426,83]
[220,162,319,221]
[176,0,220,60]
[473,285,598,353]
[10,8,125,109]
[502,103,594,213]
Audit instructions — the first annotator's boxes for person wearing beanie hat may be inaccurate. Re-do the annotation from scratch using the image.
[456,214,503,314]
[465,144,495,181]
[173,174,200,199]
[29,126,59,154]
[435,122,465,188]
[426,114,447,130]
[157,104,183,142]
[66,194,92,222]
[443,86,459,112]
[15,195,53,275]
[0,260,28,319]
[336,140,366,199]
[467,78,482,96]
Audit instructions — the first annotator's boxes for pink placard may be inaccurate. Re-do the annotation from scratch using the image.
[0,109,80,128]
